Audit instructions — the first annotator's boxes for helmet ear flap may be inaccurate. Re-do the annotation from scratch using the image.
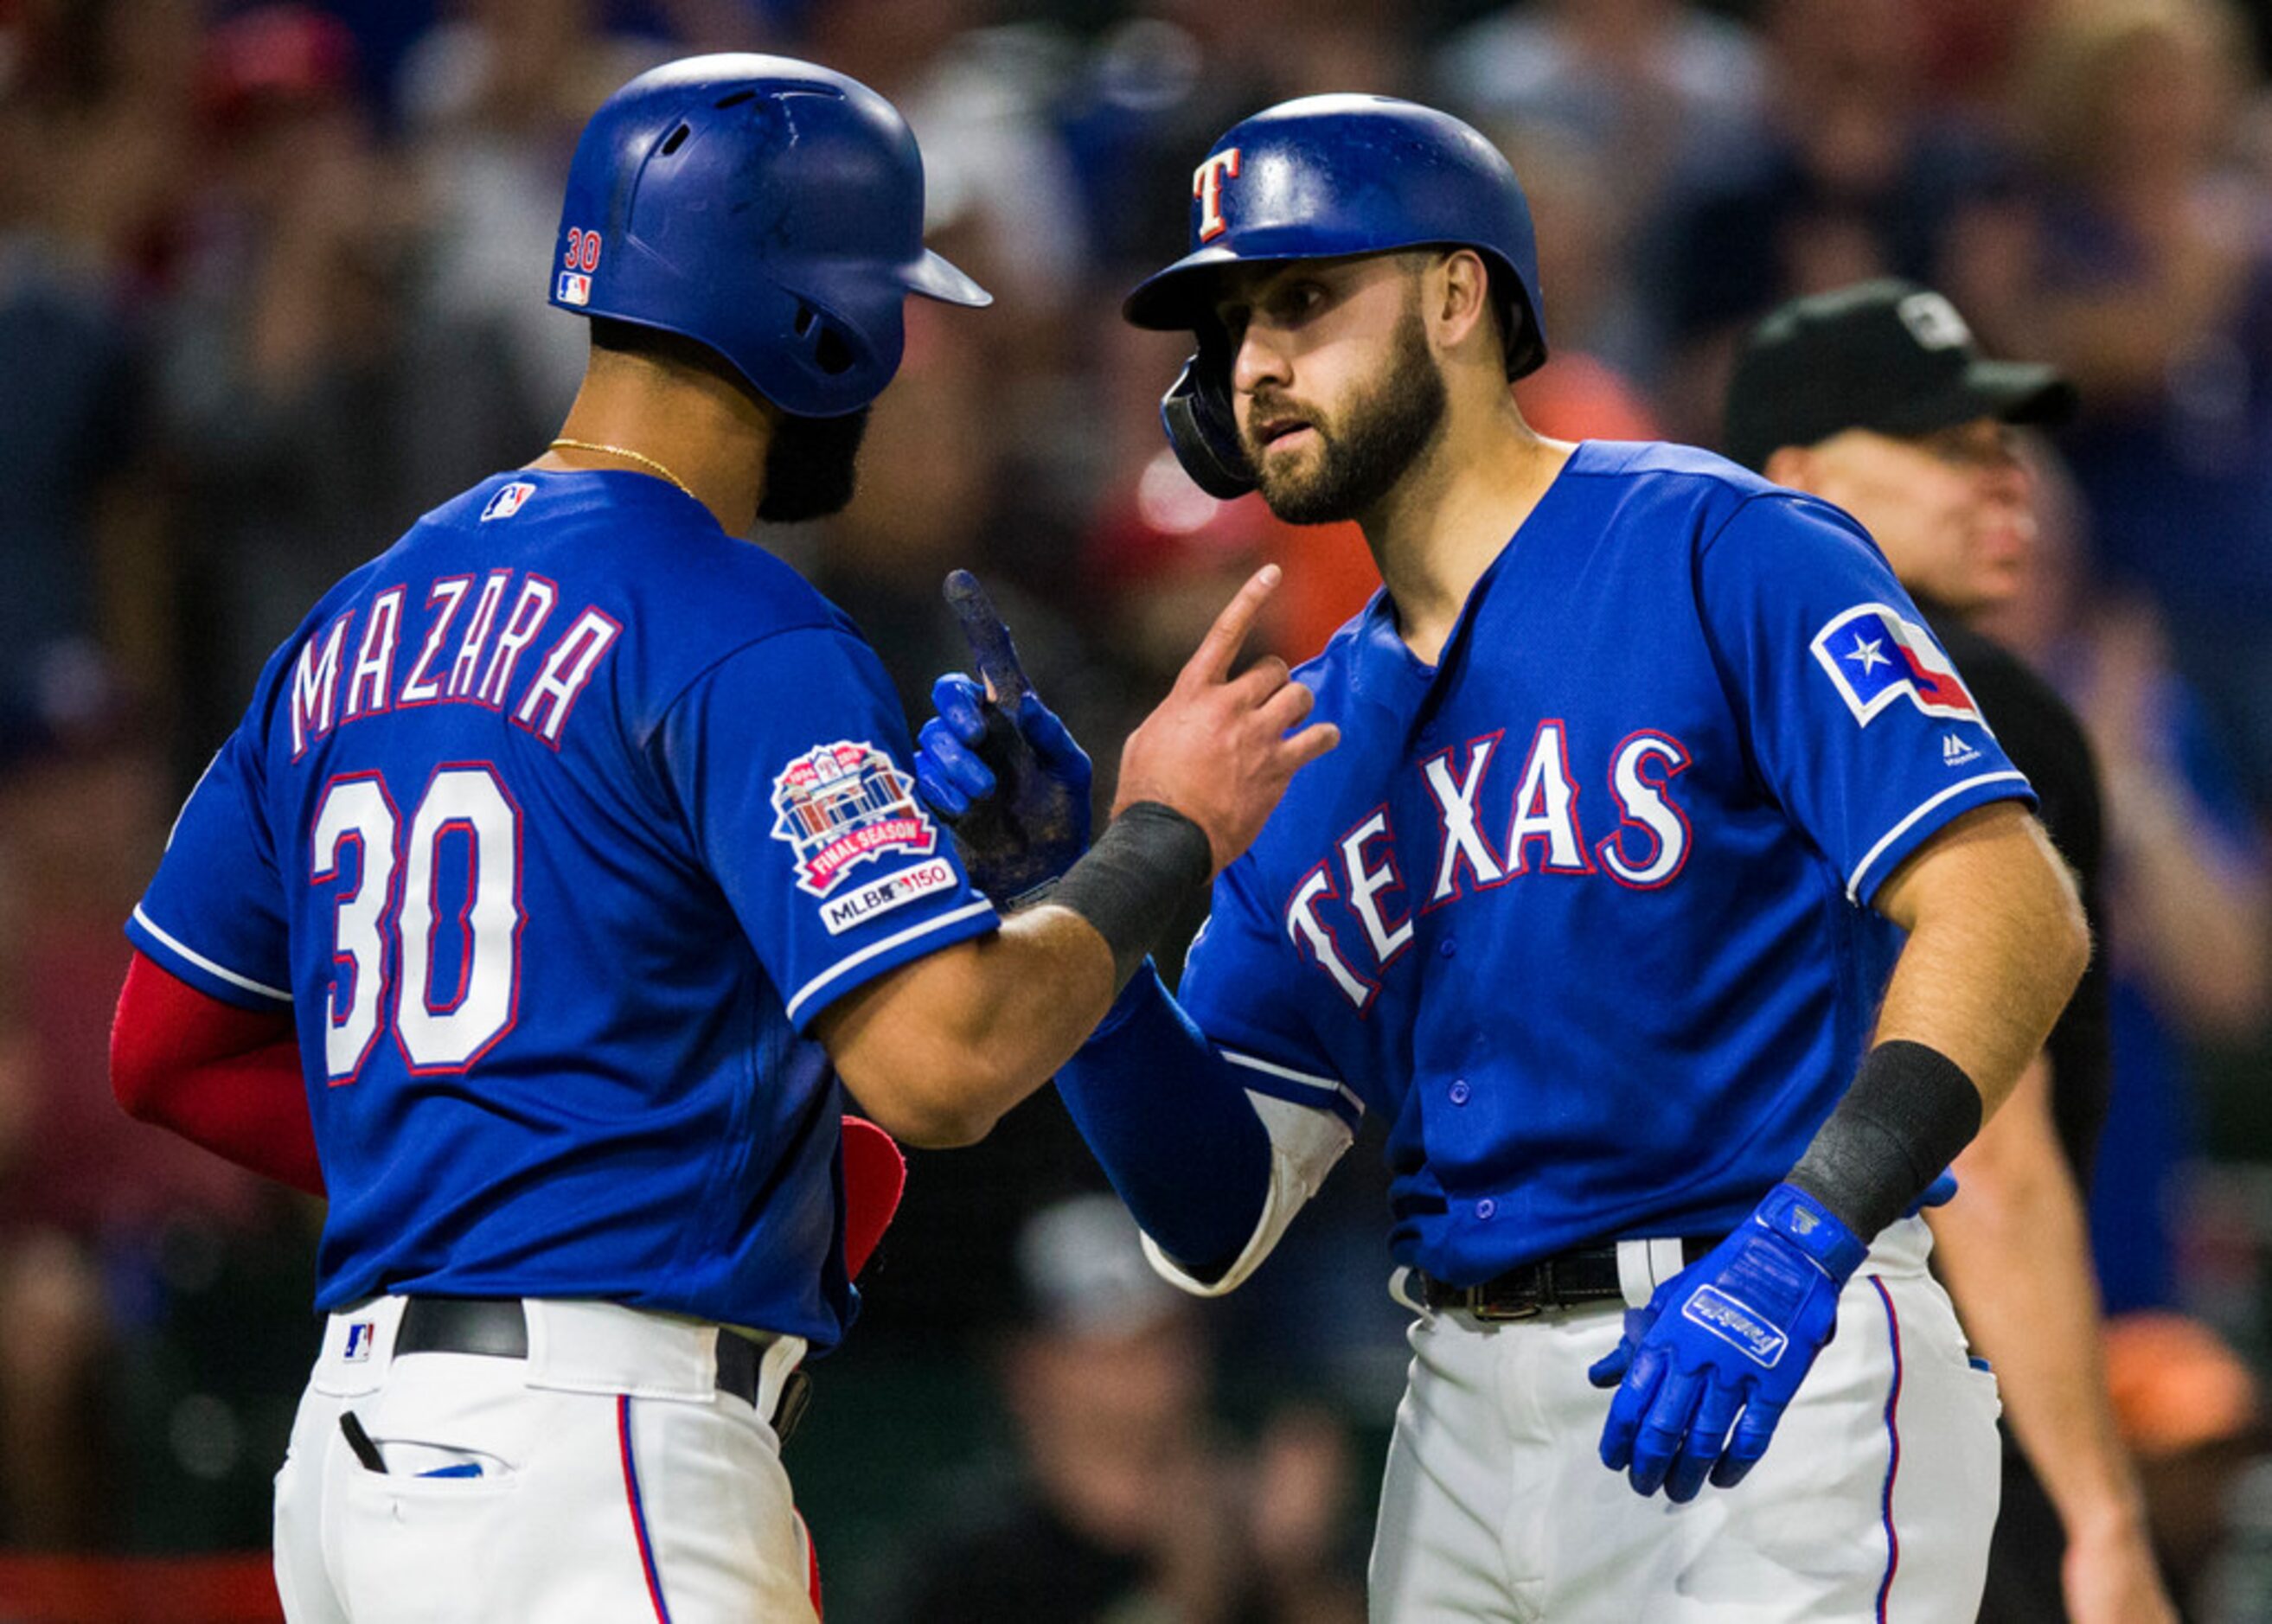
[1160,339,1253,499]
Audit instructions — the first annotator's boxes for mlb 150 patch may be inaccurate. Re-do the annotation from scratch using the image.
[821,858,959,935]
[1809,603,1982,726]
[770,741,938,898]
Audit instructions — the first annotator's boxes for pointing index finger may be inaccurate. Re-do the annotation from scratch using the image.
[943,569,1030,706]
[1184,564,1282,689]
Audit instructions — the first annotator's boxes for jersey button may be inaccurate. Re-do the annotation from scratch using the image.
[1475,1198,1497,1220]
[1438,937,1458,959]
[1449,1080,1471,1105]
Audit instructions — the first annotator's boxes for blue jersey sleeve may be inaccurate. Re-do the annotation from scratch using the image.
[1176,854,1363,1135]
[654,626,998,1032]
[128,726,294,1010]
[1697,494,2037,906]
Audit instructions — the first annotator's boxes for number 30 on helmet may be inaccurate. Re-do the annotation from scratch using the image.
[549,54,991,420]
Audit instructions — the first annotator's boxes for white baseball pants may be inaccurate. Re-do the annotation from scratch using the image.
[272,1295,818,1622]
[1370,1217,2002,1621]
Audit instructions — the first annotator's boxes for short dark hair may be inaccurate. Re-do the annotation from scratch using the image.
[589,316,752,396]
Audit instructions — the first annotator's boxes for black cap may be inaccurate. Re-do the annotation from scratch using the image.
[1723,279,2077,473]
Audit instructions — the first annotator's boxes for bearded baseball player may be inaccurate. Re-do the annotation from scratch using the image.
[916,97,2089,1621]
[1729,280,2177,1624]
[105,56,1329,1623]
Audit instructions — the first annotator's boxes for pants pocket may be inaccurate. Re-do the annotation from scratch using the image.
[333,1456,521,1623]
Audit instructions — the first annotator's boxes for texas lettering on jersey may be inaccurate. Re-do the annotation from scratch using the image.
[286,569,621,759]
[1285,720,1693,1010]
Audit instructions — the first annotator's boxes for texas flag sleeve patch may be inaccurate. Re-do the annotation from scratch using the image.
[1809,604,1983,726]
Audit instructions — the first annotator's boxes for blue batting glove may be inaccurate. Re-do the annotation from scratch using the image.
[915,675,998,820]
[1586,1184,1866,1504]
[915,574,1093,904]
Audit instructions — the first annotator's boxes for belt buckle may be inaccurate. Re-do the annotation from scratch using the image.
[1469,1256,1553,1322]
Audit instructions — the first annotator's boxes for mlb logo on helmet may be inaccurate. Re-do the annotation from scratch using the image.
[770,740,939,898]
[556,271,592,306]
[481,482,537,521]
[1809,603,1982,726]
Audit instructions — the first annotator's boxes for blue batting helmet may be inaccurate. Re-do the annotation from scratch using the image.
[549,54,989,419]
[1123,95,1546,497]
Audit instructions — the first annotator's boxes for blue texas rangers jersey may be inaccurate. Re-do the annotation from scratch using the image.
[1177,441,2036,1286]
[128,470,999,1346]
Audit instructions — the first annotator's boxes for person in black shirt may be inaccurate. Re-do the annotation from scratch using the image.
[1725,280,2173,1624]
[874,1194,1366,1624]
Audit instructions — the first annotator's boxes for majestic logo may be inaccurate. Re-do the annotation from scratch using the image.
[1681,1287,1788,1367]
[770,741,938,898]
[820,858,958,936]
[1810,604,1982,726]
[1194,148,1242,242]
[1942,732,1983,767]
[481,481,537,521]
[342,1320,377,1362]
[556,271,592,306]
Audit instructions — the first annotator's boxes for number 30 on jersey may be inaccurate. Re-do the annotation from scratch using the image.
[311,764,522,1081]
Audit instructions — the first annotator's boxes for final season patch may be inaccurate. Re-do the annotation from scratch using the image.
[771,741,938,898]
[1809,604,1982,726]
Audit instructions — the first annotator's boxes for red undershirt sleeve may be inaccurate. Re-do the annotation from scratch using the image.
[110,951,325,1197]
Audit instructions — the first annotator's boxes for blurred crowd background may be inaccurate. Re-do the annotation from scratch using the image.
[4,0,2272,1617]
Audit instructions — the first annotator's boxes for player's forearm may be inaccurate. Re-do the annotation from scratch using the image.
[1784,806,2088,1244]
[825,904,1119,1146]
[1872,805,2090,1121]
[1928,1064,2148,1540]
[1056,965,1270,1275]
[109,955,325,1195]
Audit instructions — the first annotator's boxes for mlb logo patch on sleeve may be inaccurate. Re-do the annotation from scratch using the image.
[771,741,938,898]
[821,857,959,934]
[1809,604,1981,726]
[481,481,537,521]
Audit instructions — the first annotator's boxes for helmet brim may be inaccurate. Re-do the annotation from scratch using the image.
[1123,246,1247,330]
[906,248,992,309]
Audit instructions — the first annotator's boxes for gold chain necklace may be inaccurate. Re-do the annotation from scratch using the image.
[547,438,696,501]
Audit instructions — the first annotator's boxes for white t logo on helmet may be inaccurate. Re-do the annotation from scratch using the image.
[1194,149,1243,243]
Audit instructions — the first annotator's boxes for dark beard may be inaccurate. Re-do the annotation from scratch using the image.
[757,407,871,523]
[1251,307,1446,526]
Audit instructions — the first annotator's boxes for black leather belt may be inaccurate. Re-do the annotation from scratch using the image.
[392,1297,810,1441]
[1420,1236,1720,1320]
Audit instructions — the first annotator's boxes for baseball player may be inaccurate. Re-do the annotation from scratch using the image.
[916,97,2089,1621]
[1726,280,2177,1624]
[105,56,1330,1623]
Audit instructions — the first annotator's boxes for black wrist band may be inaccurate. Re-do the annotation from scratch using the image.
[1052,802,1213,989]
[1788,1040,1983,1241]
